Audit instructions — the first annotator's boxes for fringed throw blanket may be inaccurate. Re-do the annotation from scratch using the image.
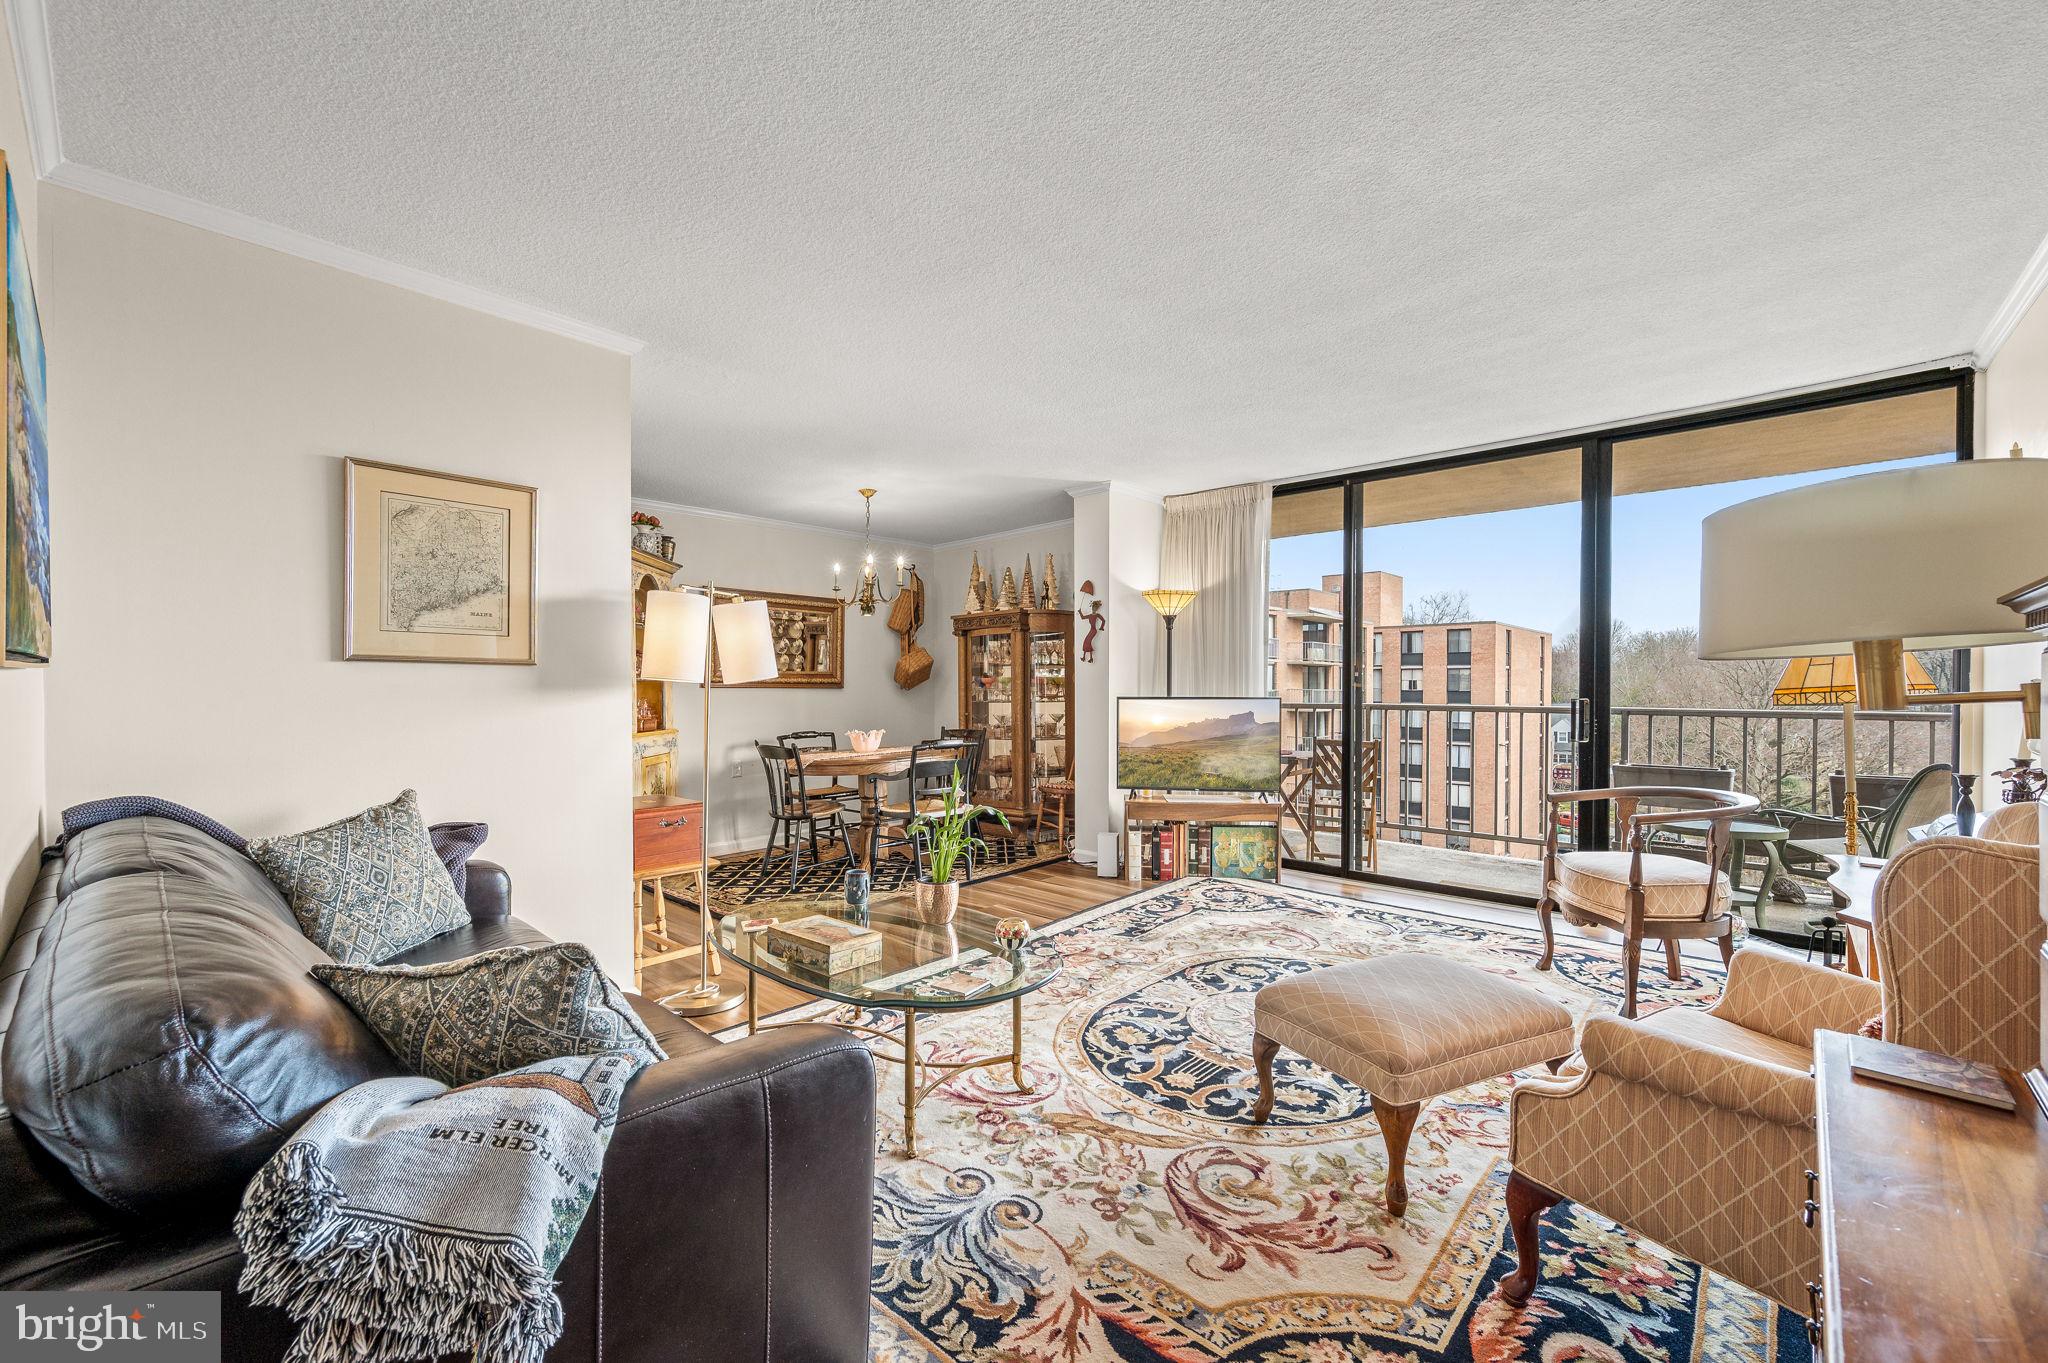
[235,1051,641,1363]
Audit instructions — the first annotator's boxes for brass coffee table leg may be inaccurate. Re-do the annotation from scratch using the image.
[1011,994,1033,1093]
[745,967,758,1035]
[903,1009,920,1157]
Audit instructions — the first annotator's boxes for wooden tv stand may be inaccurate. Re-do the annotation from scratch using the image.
[1120,795,1283,877]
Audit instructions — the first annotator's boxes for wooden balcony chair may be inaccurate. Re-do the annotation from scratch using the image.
[1305,737,1379,871]
[1537,784,1759,1018]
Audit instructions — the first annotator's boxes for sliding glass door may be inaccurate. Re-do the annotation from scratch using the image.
[1271,447,1588,898]
[1273,368,1975,904]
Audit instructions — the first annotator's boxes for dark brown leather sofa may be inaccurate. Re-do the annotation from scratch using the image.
[0,816,876,1362]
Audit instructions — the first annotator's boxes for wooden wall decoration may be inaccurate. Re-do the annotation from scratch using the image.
[711,588,846,687]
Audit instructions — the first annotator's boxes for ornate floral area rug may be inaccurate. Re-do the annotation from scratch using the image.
[774,877,1805,1363]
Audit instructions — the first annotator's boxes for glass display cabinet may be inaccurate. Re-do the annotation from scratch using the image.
[953,608,1074,821]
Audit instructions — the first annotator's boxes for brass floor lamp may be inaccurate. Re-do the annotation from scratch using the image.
[639,585,779,1016]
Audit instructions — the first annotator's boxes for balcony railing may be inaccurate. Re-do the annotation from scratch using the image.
[1282,686,1343,705]
[1280,699,1956,874]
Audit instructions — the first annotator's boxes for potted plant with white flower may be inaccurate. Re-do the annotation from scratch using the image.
[911,765,1009,923]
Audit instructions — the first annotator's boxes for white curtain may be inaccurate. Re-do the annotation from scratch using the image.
[1155,482,1272,696]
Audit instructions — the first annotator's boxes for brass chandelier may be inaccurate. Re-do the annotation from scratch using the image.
[832,487,914,616]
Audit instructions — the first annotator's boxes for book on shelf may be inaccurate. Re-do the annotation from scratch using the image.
[1847,1034,2017,1111]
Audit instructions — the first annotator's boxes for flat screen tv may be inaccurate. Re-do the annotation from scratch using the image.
[1117,696,1283,793]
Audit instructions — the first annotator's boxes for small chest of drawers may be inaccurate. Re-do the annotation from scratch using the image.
[633,795,703,875]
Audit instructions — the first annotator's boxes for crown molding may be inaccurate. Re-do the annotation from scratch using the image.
[1975,226,2048,368]
[5,0,61,175]
[632,494,938,548]
[5,0,642,355]
[929,516,1075,550]
[45,161,644,354]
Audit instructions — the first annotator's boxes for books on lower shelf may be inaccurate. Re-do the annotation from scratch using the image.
[1847,1034,2017,1111]
[1122,821,1212,882]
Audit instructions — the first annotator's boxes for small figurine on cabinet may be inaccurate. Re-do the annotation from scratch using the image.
[1020,561,1036,612]
[1041,553,1058,609]
[965,552,986,613]
[1076,581,1106,663]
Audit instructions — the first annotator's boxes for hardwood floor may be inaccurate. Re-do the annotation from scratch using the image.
[638,858,1577,1033]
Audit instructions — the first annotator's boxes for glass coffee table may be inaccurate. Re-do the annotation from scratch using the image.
[714,890,1060,1156]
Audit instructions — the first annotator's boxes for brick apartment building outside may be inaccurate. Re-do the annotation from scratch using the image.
[1268,572,1553,858]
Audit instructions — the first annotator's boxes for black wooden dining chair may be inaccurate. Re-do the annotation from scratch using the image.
[754,742,853,891]
[778,729,861,810]
[875,738,976,873]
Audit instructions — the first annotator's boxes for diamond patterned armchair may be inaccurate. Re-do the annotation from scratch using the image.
[1874,827,2042,1073]
[1502,949,1880,1312]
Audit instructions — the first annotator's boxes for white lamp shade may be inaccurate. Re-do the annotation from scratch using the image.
[712,598,779,684]
[639,589,709,683]
[1699,459,2048,659]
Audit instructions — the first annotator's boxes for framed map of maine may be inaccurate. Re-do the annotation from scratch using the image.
[3,153,50,668]
[344,458,535,664]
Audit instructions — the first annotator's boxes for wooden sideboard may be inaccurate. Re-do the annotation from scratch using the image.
[1810,1029,2048,1359]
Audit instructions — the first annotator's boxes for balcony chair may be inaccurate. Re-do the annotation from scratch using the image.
[1503,948,1881,1313]
[1764,762,1958,899]
[1537,785,1759,1018]
[1307,737,1380,871]
[1873,815,2041,1073]
[754,741,855,891]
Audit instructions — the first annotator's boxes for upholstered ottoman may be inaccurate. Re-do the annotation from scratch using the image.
[1251,953,1574,1216]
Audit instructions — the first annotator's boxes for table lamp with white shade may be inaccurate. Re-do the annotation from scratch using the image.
[639,586,778,1015]
[1699,457,2047,849]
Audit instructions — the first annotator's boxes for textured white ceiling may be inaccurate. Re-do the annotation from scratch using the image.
[41,1,2048,541]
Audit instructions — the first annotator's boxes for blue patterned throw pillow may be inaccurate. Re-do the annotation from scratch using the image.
[248,789,471,965]
[312,943,668,1086]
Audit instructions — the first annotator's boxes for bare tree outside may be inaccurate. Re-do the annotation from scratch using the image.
[1402,589,1473,624]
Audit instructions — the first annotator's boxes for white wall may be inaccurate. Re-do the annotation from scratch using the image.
[40,188,637,977]
[927,520,1076,731]
[1069,486,1163,860]
[0,13,45,944]
[1979,286,2048,783]
[636,501,933,855]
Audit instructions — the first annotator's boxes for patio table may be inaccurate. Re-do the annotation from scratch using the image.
[1664,816,1790,925]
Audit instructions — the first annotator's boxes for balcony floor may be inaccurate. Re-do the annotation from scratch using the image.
[1283,832,1839,937]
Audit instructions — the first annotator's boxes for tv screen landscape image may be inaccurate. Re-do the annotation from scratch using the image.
[1117,697,1283,792]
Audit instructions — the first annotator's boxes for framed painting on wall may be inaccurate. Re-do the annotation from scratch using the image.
[3,152,50,668]
[1213,824,1279,881]
[708,589,845,687]
[344,458,536,664]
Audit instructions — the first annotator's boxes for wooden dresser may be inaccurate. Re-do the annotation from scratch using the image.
[1810,1030,2048,1359]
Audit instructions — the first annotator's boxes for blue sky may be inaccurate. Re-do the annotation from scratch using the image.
[1270,453,1952,637]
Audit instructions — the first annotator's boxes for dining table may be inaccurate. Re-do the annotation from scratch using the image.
[797,744,914,870]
